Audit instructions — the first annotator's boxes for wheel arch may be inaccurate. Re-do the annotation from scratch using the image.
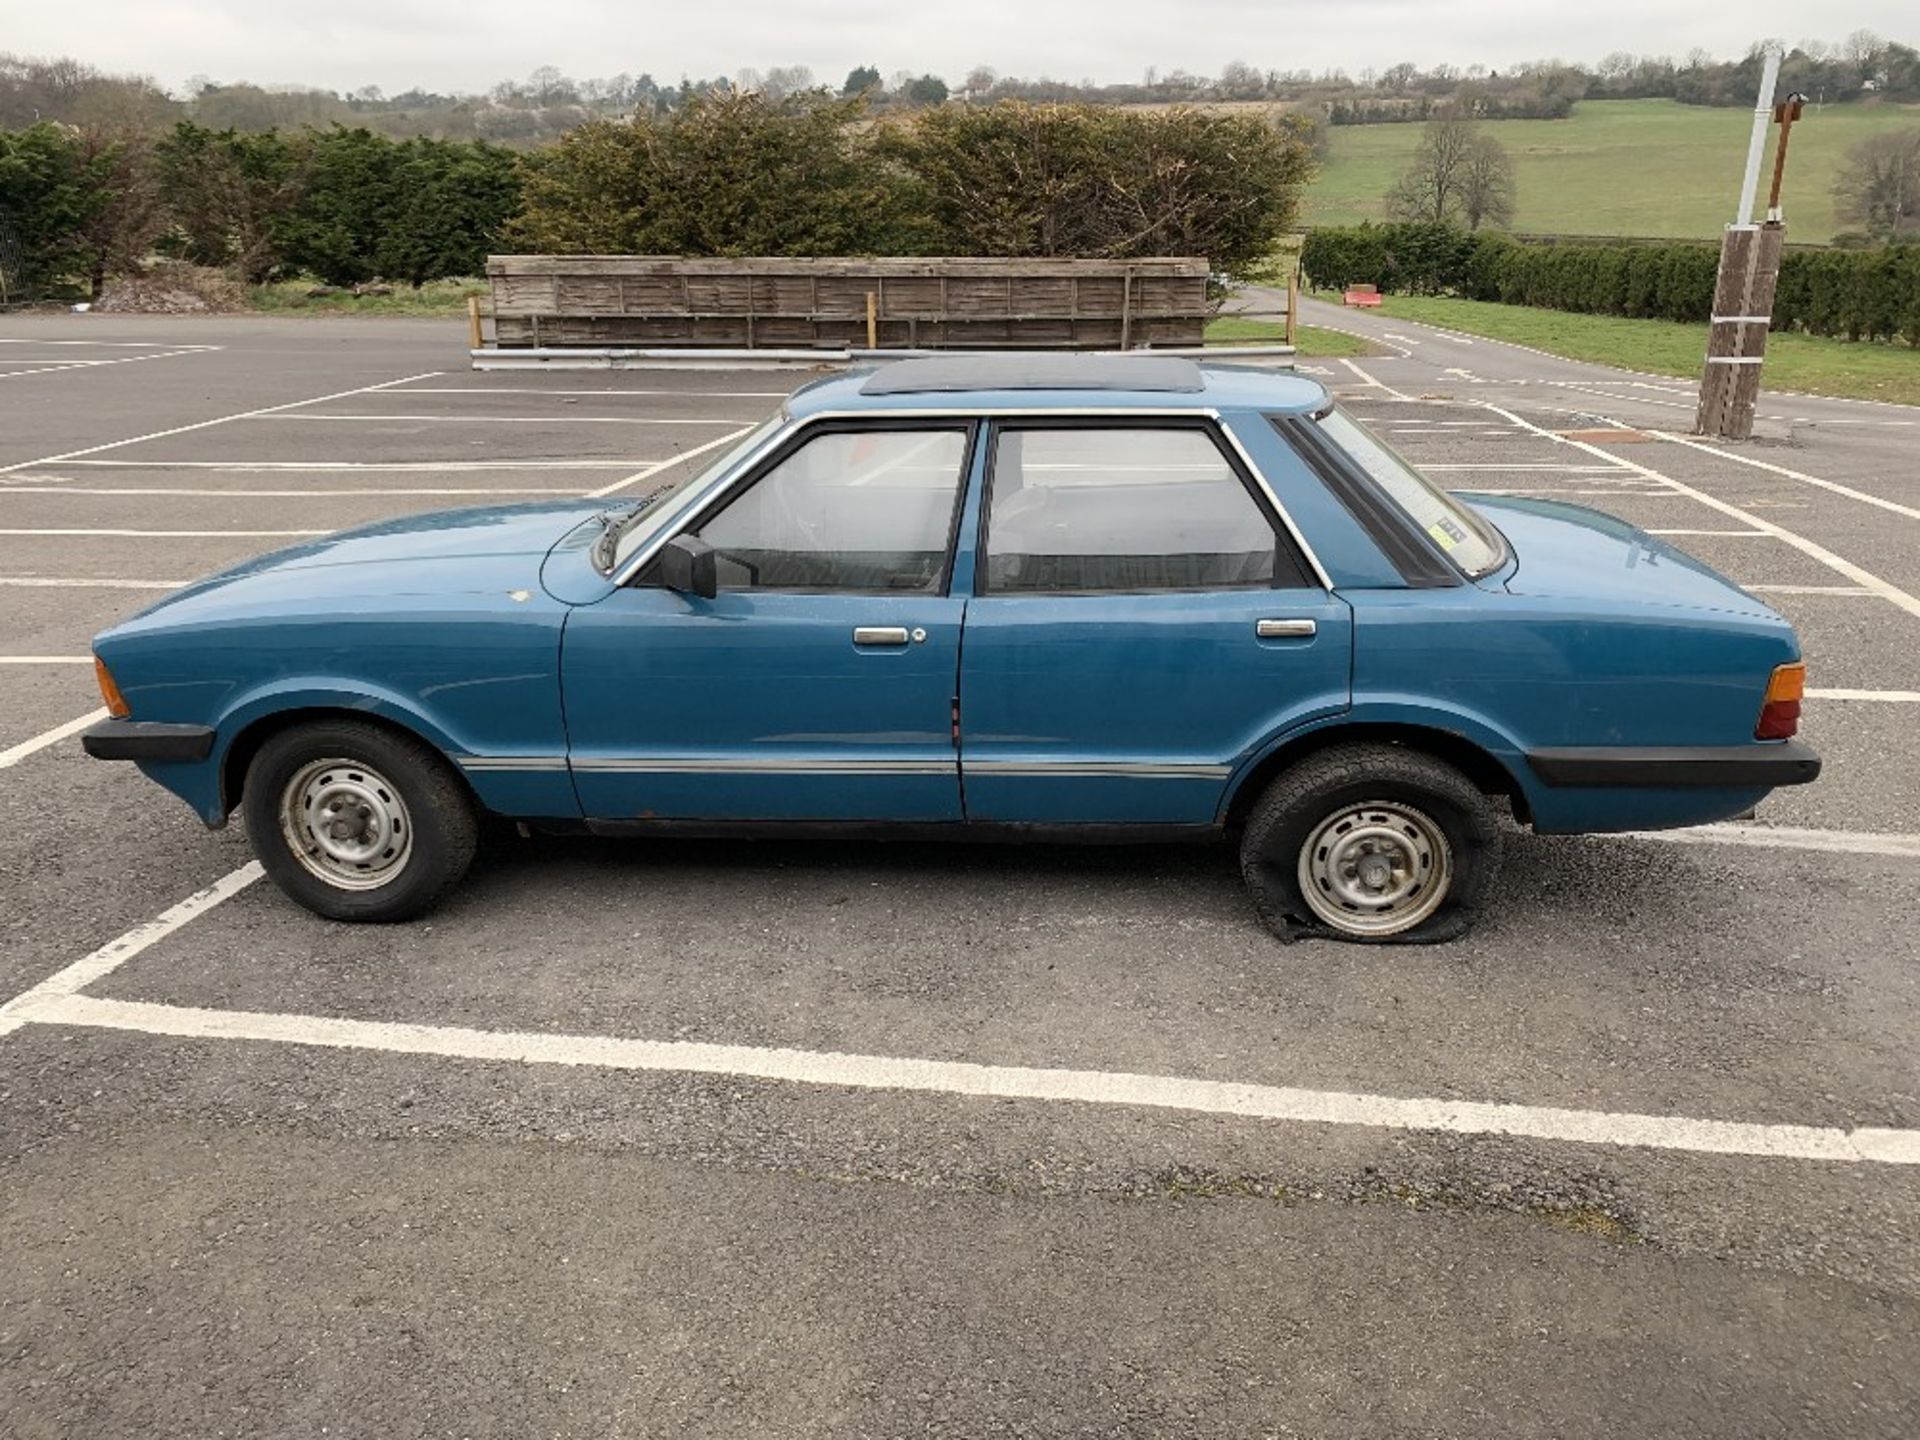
[220,706,477,817]
[1221,720,1531,830]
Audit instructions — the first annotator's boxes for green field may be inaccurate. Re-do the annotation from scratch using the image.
[1304,97,1920,243]
[1319,292,1920,406]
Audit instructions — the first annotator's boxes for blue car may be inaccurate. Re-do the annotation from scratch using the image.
[84,356,1818,941]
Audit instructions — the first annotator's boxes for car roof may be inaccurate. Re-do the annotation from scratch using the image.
[786,355,1330,418]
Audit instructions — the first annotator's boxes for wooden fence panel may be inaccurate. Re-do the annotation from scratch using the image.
[484,255,1210,350]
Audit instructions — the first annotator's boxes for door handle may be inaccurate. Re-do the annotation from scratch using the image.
[853,626,912,647]
[1255,618,1317,639]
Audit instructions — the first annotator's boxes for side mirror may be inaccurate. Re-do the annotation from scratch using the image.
[657,534,719,600]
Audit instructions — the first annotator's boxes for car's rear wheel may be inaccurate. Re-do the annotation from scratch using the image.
[242,719,478,922]
[1238,743,1500,943]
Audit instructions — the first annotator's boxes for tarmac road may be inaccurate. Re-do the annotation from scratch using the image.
[1,312,1917,1438]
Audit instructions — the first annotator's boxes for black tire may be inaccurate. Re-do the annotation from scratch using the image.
[242,718,479,923]
[1238,743,1501,944]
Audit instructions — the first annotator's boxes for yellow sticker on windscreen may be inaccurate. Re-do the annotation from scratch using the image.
[1427,516,1469,550]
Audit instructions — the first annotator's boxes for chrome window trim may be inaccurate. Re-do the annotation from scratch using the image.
[611,405,1335,593]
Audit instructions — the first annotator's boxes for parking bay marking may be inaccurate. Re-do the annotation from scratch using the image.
[0,861,1913,1165]
[0,708,109,771]
[0,371,443,476]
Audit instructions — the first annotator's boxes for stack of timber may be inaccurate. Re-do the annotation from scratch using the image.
[484,256,1210,350]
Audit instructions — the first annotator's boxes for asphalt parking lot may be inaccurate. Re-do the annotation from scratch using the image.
[2,314,1918,1437]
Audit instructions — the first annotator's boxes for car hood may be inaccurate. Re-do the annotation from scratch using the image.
[1466,495,1781,621]
[113,500,610,629]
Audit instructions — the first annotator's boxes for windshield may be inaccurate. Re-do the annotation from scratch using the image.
[609,414,786,570]
[1315,409,1506,578]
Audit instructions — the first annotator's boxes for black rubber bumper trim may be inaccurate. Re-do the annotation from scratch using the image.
[1526,740,1821,789]
[81,719,216,763]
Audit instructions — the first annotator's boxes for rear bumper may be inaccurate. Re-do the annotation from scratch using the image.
[1526,740,1821,789]
[82,719,216,763]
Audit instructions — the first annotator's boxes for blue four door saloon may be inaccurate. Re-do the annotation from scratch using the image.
[84,356,1819,942]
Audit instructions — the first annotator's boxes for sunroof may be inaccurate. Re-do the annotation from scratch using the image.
[859,354,1206,397]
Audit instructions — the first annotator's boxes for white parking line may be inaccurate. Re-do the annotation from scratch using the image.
[0,655,92,664]
[1806,688,1920,702]
[1639,824,1920,860]
[386,387,791,398]
[0,348,221,383]
[585,426,756,499]
[276,413,758,426]
[1421,464,1626,473]
[52,460,637,470]
[0,339,219,349]
[1482,404,1920,621]
[0,528,327,538]
[1745,584,1874,596]
[0,577,184,589]
[0,372,441,476]
[1646,529,1769,537]
[2,988,1912,1165]
[0,863,263,1037]
[1651,431,1920,524]
[0,487,584,498]
[0,708,108,772]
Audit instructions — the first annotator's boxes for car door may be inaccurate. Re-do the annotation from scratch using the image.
[563,422,977,823]
[958,419,1352,825]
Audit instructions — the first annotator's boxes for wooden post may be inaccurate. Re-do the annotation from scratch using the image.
[1285,262,1299,346]
[466,292,484,350]
[1695,226,1755,436]
[1119,268,1134,350]
[865,291,877,349]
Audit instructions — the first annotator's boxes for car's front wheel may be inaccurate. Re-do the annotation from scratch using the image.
[242,719,479,922]
[1238,743,1501,943]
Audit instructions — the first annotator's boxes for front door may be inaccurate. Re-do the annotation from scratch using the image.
[959,420,1353,824]
[563,423,976,822]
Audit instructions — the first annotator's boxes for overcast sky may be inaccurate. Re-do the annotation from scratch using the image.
[10,0,1913,96]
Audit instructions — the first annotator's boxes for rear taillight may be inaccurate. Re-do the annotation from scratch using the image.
[1756,662,1805,740]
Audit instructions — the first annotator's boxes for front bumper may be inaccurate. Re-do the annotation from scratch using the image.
[82,719,216,764]
[1526,740,1821,789]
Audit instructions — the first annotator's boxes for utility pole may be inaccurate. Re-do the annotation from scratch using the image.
[1696,48,1806,439]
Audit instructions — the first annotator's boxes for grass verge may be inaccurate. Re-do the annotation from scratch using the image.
[248,277,485,316]
[1331,293,1920,407]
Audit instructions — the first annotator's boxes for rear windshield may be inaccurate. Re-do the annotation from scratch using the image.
[1315,409,1506,578]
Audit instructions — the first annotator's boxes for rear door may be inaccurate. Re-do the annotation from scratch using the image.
[563,422,975,822]
[958,420,1352,824]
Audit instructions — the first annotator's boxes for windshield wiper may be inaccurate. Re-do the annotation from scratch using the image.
[589,485,675,575]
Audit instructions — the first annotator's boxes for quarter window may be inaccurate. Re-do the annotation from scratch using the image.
[983,427,1304,592]
[690,427,969,592]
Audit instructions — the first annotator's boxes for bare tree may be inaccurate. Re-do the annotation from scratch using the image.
[1383,113,1476,223]
[1833,129,1920,239]
[1457,134,1516,229]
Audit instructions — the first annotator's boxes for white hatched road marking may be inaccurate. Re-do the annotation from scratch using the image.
[1651,431,1920,524]
[1481,404,1920,621]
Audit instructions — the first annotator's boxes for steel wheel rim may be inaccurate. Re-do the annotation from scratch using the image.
[279,757,413,891]
[1296,800,1452,937]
